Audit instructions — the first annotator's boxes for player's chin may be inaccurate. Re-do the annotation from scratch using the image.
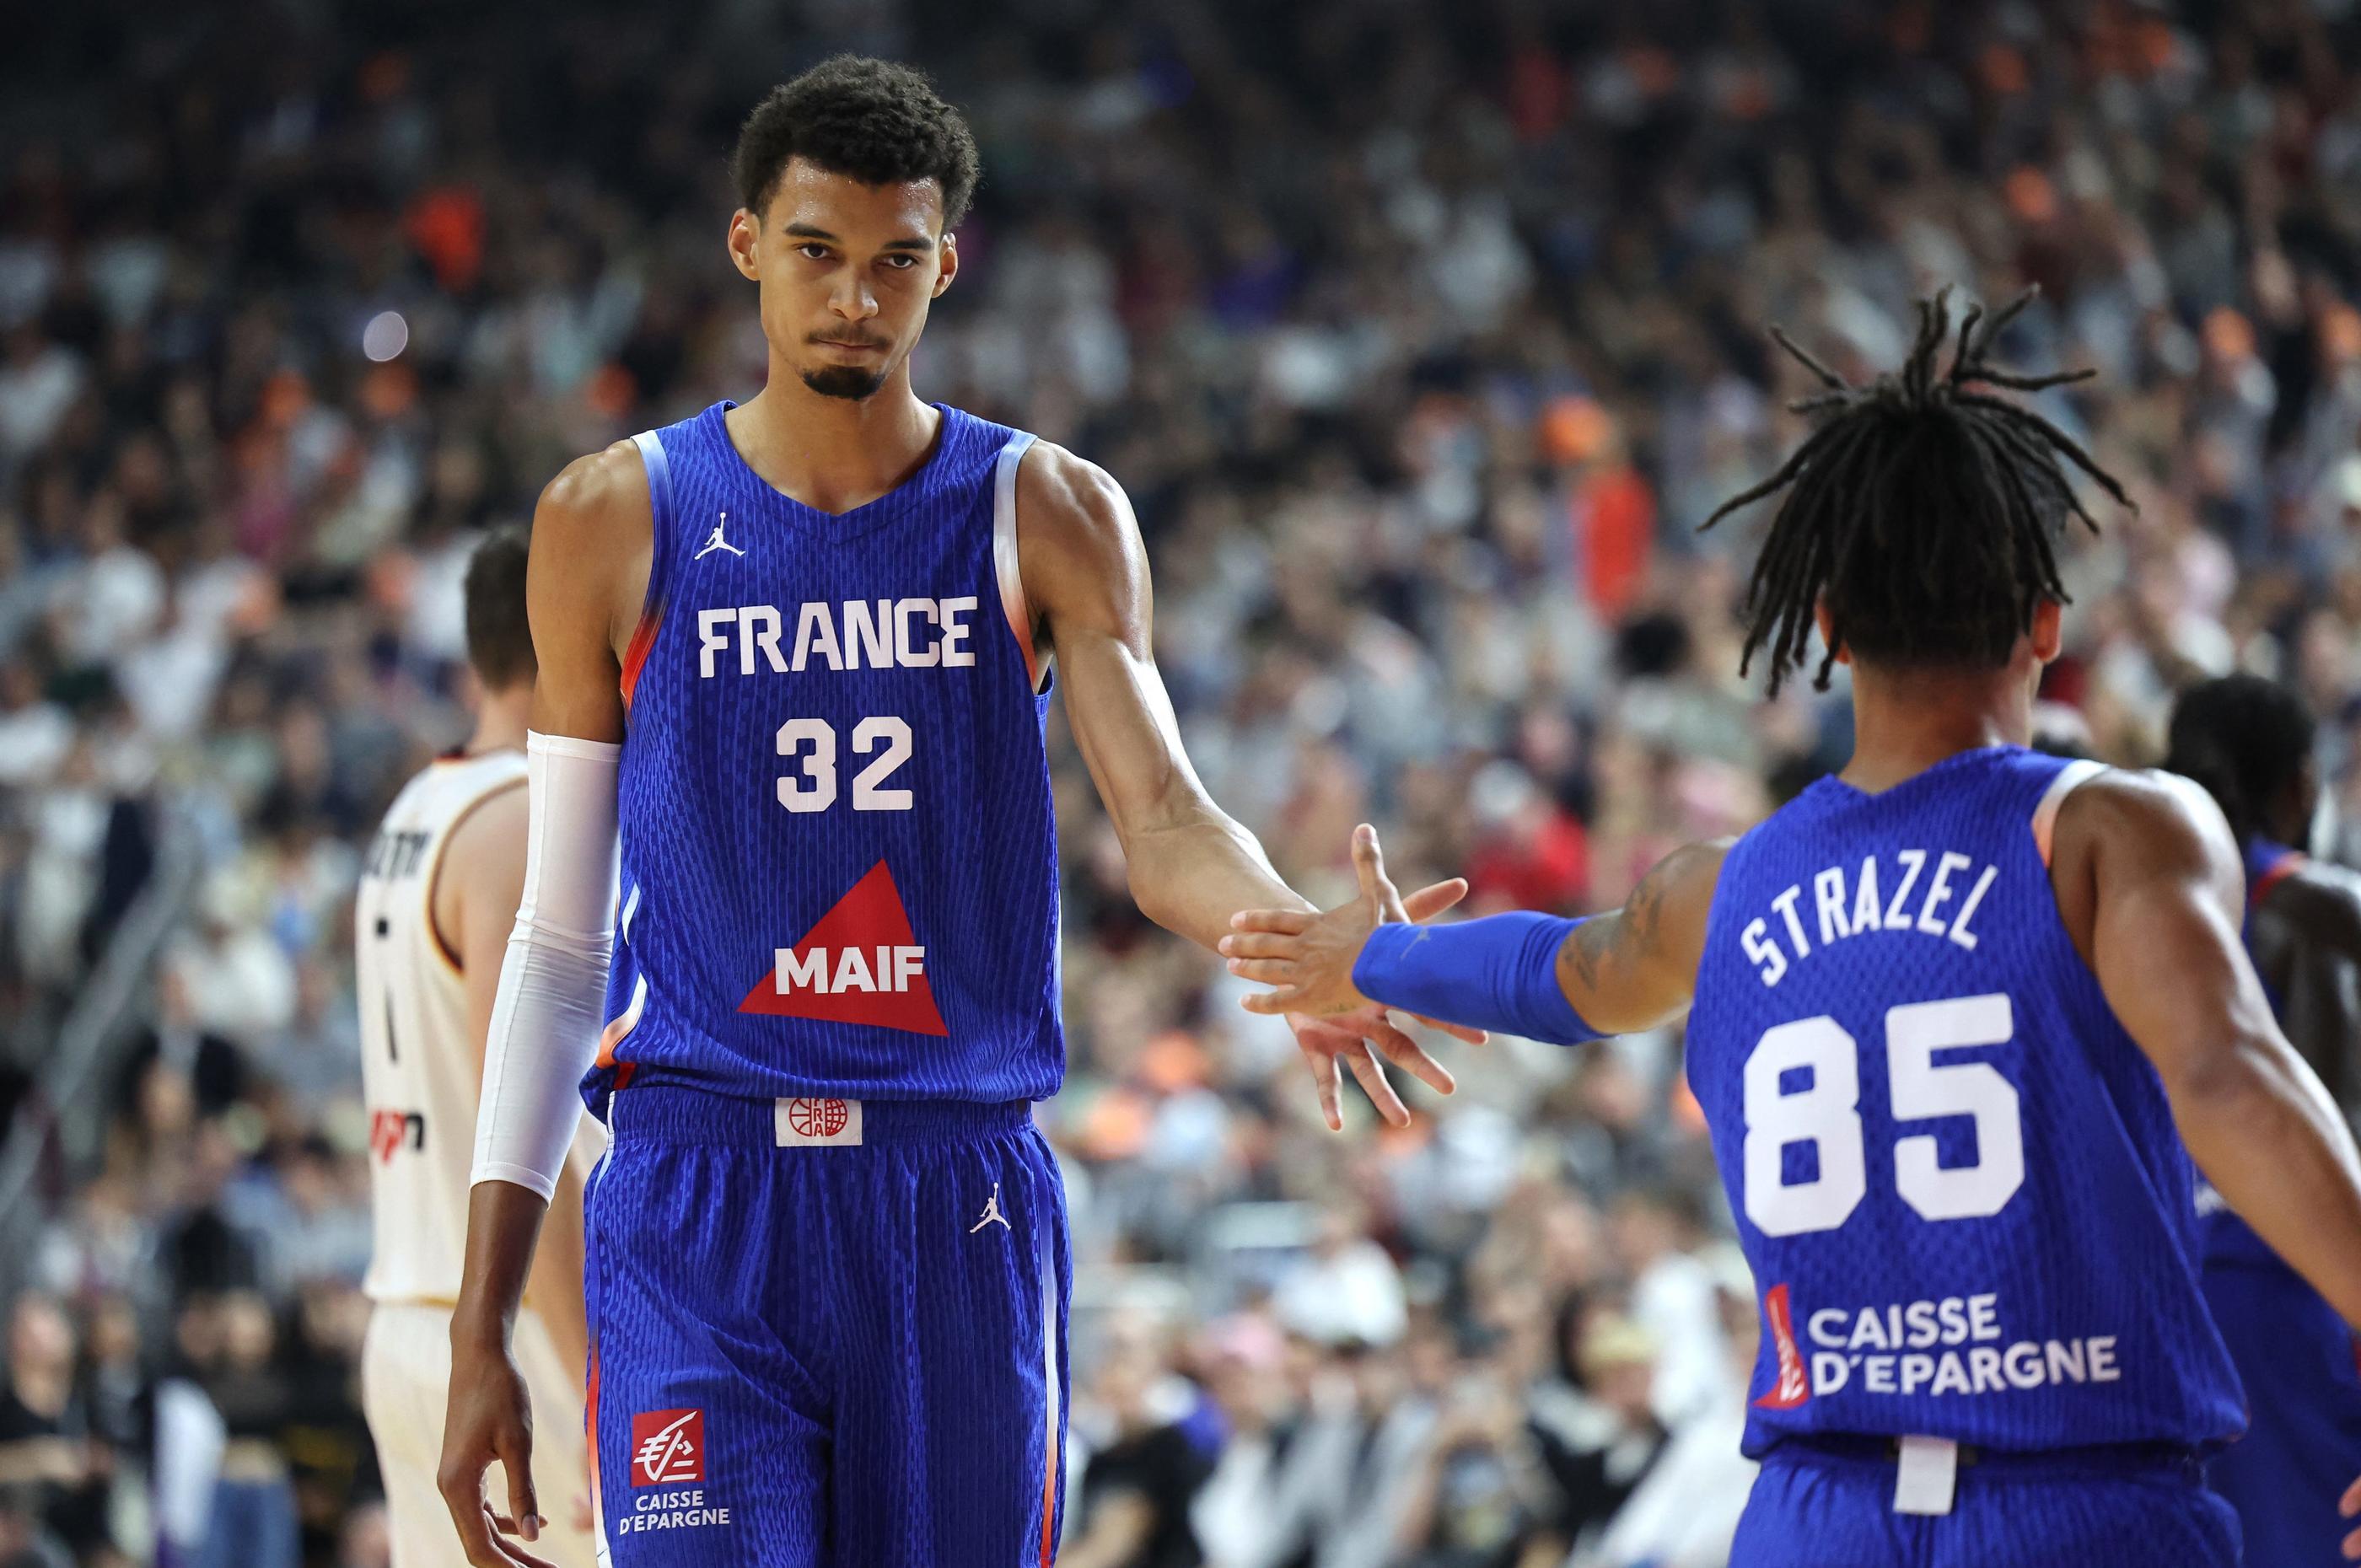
[799,362,890,400]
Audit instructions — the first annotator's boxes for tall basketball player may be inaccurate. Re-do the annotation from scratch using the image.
[433,56,1479,1568]
[1221,295,2361,1565]
[2168,674,2361,1565]
[358,530,597,1567]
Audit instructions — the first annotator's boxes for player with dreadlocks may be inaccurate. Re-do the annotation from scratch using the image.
[1218,291,2361,1565]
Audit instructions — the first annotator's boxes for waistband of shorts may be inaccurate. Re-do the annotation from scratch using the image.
[1762,1432,2208,1485]
[605,1081,1036,1148]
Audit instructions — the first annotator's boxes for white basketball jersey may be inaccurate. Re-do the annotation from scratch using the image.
[357,748,527,1303]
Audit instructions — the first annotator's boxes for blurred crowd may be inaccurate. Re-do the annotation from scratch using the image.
[5,0,2361,1563]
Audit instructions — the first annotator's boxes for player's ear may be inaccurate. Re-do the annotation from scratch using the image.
[933,233,958,298]
[727,209,762,282]
[2030,599,2063,662]
[1813,600,1852,668]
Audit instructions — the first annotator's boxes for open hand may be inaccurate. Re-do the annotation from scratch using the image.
[1229,826,1487,1130]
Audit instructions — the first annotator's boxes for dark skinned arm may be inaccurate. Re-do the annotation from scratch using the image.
[2250,866,2361,1132]
[1221,825,1728,1034]
[438,441,648,1568]
[2049,771,2361,1556]
[1014,442,1484,1128]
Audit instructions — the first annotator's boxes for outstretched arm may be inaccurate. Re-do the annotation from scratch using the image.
[1014,441,1483,1126]
[1222,829,1725,1040]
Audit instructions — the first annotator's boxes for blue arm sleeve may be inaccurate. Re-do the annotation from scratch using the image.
[1349,912,1604,1046]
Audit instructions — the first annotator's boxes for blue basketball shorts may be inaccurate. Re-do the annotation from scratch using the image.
[582,1085,1071,1566]
[1729,1437,2239,1567]
[2202,1258,2361,1568]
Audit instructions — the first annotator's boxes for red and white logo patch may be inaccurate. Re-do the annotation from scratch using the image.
[1755,1283,1810,1410]
[632,1409,704,1486]
[788,1098,847,1139]
[774,1096,863,1147]
[738,860,949,1037]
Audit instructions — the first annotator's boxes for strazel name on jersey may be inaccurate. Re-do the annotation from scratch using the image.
[589,402,1062,1114]
[1686,748,2243,1455]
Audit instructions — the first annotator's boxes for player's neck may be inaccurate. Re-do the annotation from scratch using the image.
[1842,664,2034,794]
[729,368,942,516]
[465,687,530,757]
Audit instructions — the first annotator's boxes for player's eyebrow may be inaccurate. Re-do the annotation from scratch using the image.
[782,223,934,252]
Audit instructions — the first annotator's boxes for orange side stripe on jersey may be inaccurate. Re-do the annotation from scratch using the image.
[619,609,664,711]
[594,975,648,1071]
[586,1344,605,1549]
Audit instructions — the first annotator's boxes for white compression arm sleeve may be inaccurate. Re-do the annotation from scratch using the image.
[471,730,622,1200]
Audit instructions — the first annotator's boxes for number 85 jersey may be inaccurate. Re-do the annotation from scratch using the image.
[589,401,1062,1115]
[1684,747,2242,1456]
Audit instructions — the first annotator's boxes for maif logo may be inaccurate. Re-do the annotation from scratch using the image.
[738,860,949,1036]
[632,1409,704,1486]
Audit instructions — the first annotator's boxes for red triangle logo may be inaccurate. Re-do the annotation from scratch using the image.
[737,861,949,1036]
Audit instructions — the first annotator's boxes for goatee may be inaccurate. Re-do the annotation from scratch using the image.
[802,365,890,400]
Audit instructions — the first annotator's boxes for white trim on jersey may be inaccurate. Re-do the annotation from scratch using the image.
[2031,759,2106,867]
[994,432,1041,694]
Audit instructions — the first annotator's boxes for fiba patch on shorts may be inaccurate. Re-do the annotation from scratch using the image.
[775,1096,863,1147]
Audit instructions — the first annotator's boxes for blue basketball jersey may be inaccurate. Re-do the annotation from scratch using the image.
[1685,747,2243,1457]
[584,400,1062,1114]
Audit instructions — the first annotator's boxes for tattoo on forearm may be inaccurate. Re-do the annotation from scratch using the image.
[1570,859,1672,991]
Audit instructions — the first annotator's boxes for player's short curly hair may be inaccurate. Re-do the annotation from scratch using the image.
[729,56,980,230]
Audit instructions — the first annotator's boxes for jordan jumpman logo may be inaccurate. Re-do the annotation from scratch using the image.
[695,511,745,560]
[970,1182,1010,1232]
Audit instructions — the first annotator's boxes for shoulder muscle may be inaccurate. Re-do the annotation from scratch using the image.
[528,441,653,741]
[1013,439,1148,653]
[2050,768,2242,960]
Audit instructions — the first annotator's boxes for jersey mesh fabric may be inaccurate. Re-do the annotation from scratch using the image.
[587,401,1062,1114]
[1686,746,2244,1456]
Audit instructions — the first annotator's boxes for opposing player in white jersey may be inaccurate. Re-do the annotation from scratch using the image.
[357,529,598,1568]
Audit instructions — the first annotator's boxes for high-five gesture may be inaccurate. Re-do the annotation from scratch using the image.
[1270,864,1487,1130]
[1224,824,1407,1020]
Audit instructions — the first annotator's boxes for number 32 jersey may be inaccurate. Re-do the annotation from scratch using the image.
[1686,746,2242,1455]
[588,401,1062,1114]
